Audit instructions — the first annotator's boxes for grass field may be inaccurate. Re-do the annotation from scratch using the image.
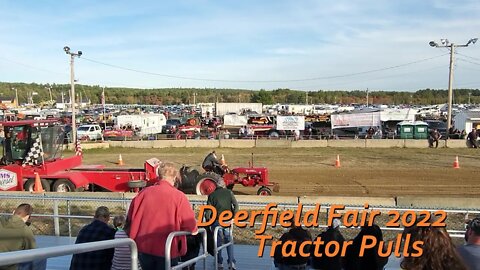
[76,147,480,197]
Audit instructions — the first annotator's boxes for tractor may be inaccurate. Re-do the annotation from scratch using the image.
[178,155,279,196]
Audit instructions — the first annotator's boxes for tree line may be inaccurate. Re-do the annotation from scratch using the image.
[1,82,479,106]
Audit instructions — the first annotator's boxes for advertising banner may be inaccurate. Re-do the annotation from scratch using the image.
[0,169,17,190]
[223,114,248,126]
[276,116,305,130]
[331,112,381,129]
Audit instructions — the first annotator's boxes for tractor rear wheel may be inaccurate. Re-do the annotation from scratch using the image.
[257,186,272,196]
[195,173,224,195]
[52,179,76,192]
[24,178,51,192]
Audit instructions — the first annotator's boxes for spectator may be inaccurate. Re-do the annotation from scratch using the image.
[205,183,239,270]
[179,233,202,270]
[0,204,45,270]
[238,126,245,138]
[428,128,441,148]
[69,206,116,270]
[457,217,480,270]
[401,224,467,270]
[310,219,345,270]
[127,162,198,270]
[467,128,478,148]
[223,129,231,139]
[344,224,388,270]
[293,130,300,141]
[273,221,312,270]
[111,215,137,270]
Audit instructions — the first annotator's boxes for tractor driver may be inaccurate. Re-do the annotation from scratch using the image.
[202,151,224,175]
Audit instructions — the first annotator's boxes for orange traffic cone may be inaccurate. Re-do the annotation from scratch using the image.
[453,156,460,169]
[335,155,341,168]
[33,172,44,193]
[118,154,125,166]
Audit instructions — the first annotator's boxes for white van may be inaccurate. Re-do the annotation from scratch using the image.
[77,124,103,141]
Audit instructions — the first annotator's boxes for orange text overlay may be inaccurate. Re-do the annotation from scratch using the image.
[197,203,447,258]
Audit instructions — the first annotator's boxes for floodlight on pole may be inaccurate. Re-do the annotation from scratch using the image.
[64,46,82,143]
[429,38,477,144]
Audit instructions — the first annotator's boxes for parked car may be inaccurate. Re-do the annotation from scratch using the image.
[162,119,183,134]
[77,124,103,141]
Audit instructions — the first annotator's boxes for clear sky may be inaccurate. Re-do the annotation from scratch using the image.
[0,0,479,91]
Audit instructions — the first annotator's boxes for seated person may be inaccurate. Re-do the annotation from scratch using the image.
[202,151,224,175]
[273,221,312,270]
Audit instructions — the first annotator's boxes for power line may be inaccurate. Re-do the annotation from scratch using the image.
[80,54,449,83]
[457,57,480,66]
[0,56,67,76]
[457,52,480,62]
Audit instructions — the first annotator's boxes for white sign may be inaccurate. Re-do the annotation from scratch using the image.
[223,115,248,126]
[331,112,381,129]
[0,169,18,191]
[276,116,305,130]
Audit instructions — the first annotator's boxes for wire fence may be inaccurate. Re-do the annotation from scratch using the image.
[0,194,478,245]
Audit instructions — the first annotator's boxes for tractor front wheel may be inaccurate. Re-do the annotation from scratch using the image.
[24,178,51,192]
[257,186,272,196]
[52,179,76,192]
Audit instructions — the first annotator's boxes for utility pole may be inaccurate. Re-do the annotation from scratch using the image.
[12,87,18,107]
[61,92,65,111]
[193,92,196,105]
[366,88,369,107]
[305,92,308,104]
[429,38,477,141]
[468,92,472,105]
[63,46,82,143]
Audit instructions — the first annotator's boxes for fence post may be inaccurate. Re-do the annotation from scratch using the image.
[67,200,72,238]
[53,200,60,237]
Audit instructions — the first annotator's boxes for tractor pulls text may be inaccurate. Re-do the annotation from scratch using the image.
[197,203,447,258]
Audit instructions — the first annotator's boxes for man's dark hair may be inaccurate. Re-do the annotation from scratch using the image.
[467,217,480,235]
[94,206,110,219]
[14,203,33,217]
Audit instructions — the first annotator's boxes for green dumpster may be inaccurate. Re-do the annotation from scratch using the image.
[397,121,414,139]
[413,121,429,139]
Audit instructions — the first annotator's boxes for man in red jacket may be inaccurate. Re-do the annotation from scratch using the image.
[127,162,198,270]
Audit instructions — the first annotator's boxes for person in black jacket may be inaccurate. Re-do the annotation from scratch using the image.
[274,223,312,270]
[467,128,478,148]
[310,219,345,270]
[344,224,388,270]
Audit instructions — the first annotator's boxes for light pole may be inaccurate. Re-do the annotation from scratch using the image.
[12,87,18,107]
[45,85,53,104]
[429,38,477,141]
[63,46,82,143]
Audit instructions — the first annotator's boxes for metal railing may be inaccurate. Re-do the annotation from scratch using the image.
[0,238,139,270]
[1,194,478,238]
[213,223,234,270]
[165,228,208,270]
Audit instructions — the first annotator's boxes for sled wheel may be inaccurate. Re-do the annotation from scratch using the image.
[52,179,76,192]
[24,178,51,192]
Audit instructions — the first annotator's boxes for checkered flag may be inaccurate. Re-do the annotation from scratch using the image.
[75,138,82,156]
[23,136,44,166]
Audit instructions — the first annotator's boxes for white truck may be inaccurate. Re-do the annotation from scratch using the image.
[115,114,167,136]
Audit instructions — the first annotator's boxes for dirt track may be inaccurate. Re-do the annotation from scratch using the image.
[81,147,480,197]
